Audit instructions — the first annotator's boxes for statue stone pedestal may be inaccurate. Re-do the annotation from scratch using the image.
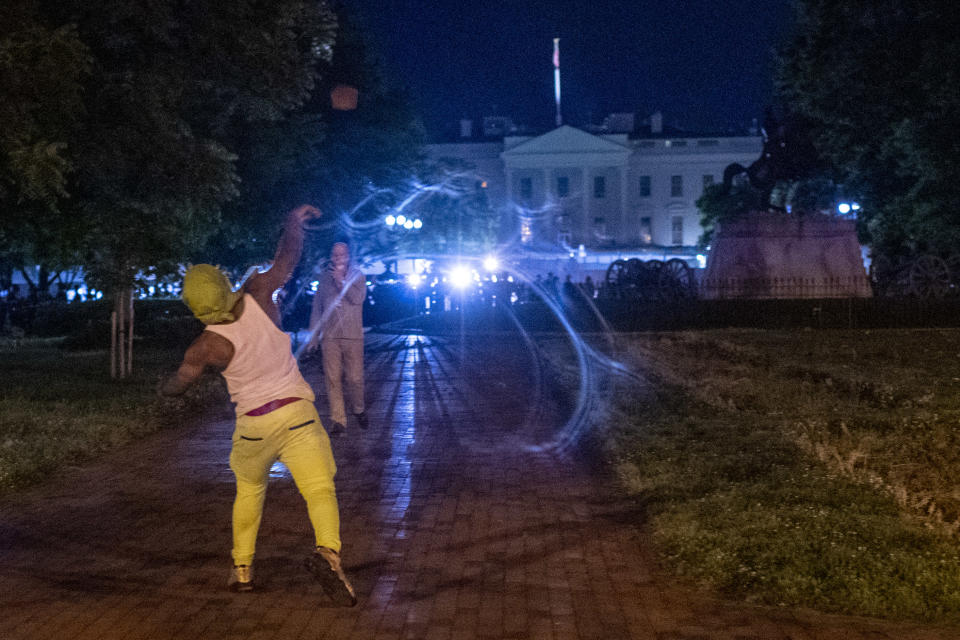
[702,211,872,299]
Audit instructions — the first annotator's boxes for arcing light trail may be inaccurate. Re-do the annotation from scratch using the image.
[290,176,637,455]
[493,262,637,457]
[280,177,448,319]
[311,172,478,236]
[290,170,484,316]
[292,267,365,360]
[292,247,635,457]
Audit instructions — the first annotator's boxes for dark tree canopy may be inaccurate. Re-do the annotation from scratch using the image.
[67,0,338,292]
[0,2,90,295]
[1,0,340,296]
[776,0,960,258]
[202,4,425,282]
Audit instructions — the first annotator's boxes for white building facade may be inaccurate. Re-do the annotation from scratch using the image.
[426,124,762,253]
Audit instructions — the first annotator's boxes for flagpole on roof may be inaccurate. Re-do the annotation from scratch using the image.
[553,37,562,127]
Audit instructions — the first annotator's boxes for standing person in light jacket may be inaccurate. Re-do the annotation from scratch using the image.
[308,241,367,435]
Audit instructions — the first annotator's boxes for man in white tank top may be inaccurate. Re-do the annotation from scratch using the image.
[159,204,356,605]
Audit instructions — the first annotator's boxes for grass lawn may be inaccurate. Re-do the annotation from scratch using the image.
[0,339,222,493]
[596,328,960,623]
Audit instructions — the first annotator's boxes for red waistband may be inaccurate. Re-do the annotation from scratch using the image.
[244,397,302,417]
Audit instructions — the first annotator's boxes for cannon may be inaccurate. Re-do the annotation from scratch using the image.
[868,253,960,298]
[604,258,695,300]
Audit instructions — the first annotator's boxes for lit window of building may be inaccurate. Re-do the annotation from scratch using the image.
[520,217,533,243]
[640,217,652,244]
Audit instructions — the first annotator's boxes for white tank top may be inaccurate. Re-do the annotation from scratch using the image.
[205,294,315,415]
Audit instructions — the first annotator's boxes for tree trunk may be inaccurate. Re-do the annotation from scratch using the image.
[127,290,134,377]
[111,288,134,378]
[110,309,117,379]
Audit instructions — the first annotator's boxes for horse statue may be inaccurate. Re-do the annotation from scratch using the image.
[721,108,819,211]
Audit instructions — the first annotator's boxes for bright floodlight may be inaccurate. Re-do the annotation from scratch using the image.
[851,202,861,211]
[413,218,423,229]
[403,219,414,230]
[406,273,421,287]
[396,214,407,226]
[450,266,471,289]
[483,256,499,272]
[838,203,851,214]
[385,215,396,226]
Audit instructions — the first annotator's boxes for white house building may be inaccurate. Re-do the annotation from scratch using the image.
[426,116,762,257]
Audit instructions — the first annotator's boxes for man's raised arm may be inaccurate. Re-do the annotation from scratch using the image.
[253,204,323,295]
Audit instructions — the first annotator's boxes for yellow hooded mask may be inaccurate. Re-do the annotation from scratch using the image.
[182,264,241,325]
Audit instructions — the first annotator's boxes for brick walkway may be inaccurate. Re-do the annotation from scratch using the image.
[0,331,956,639]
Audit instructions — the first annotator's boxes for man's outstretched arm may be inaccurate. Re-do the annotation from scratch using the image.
[250,204,323,296]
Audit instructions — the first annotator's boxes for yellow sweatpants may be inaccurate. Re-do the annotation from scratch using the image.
[229,399,340,566]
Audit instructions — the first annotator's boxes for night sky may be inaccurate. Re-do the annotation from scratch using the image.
[350,0,796,137]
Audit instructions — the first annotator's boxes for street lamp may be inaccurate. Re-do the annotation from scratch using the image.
[382,213,424,274]
[384,213,423,234]
[837,202,860,216]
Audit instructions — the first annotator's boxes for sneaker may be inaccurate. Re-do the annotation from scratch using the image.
[305,546,356,606]
[353,412,368,430]
[228,564,254,592]
[329,422,345,436]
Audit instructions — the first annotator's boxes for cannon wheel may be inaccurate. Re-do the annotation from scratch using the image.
[908,254,950,298]
[869,254,913,297]
[605,259,628,298]
[620,258,644,299]
[605,259,627,286]
[625,258,644,283]
[659,258,694,299]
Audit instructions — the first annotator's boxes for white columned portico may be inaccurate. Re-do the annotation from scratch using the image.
[501,126,630,248]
